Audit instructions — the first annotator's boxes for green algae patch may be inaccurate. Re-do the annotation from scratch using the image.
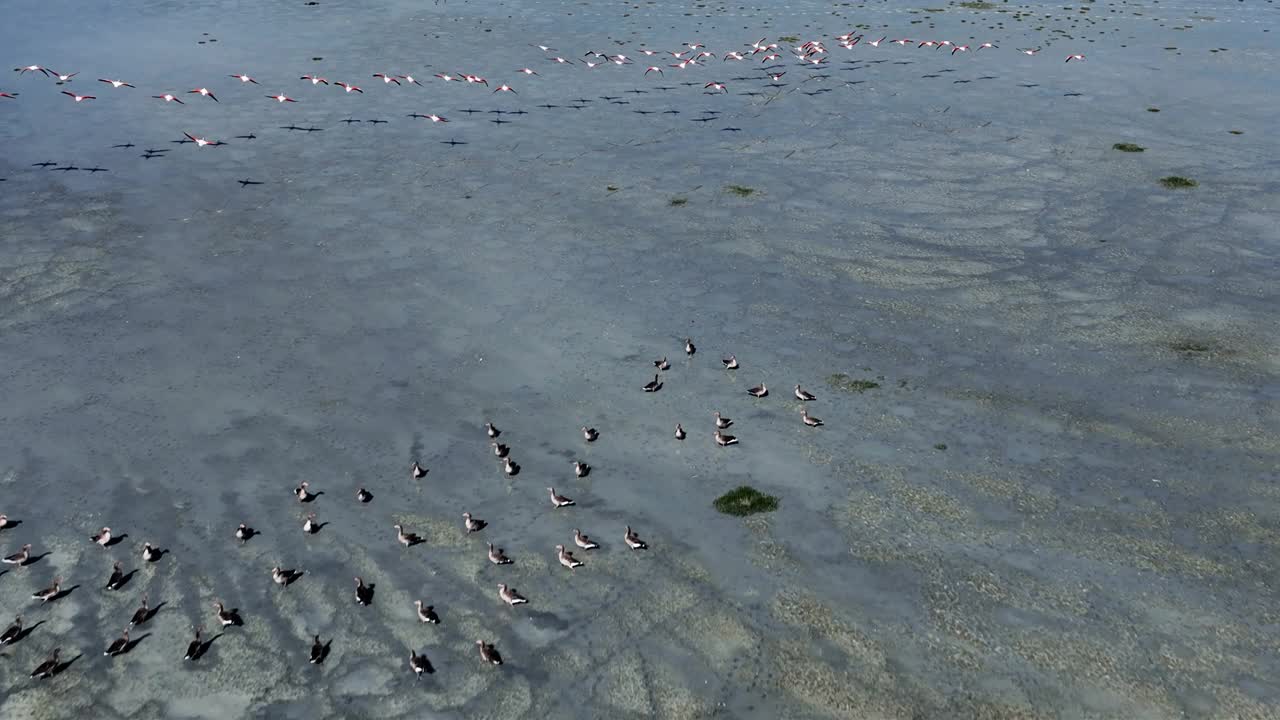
[1160,176,1197,189]
[670,196,688,206]
[1112,143,1145,153]
[714,486,779,517]
[827,374,881,393]
[725,185,756,197]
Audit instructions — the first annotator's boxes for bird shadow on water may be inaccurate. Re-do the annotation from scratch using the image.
[102,534,129,547]
[21,552,52,567]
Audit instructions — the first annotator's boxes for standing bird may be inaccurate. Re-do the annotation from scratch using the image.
[485,422,501,438]
[4,543,32,565]
[685,338,696,355]
[409,649,433,679]
[714,430,738,447]
[556,544,584,569]
[582,426,599,442]
[654,356,670,371]
[295,481,319,502]
[235,523,257,543]
[747,383,769,398]
[674,423,687,440]
[105,561,128,590]
[462,512,486,533]
[309,635,327,664]
[722,355,739,370]
[104,628,130,657]
[801,409,824,427]
[488,543,513,565]
[714,412,733,429]
[573,461,590,478]
[32,577,62,603]
[1,616,22,645]
[794,384,817,401]
[129,594,151,626]
[302,512,320,534]
[548,487,576,508]
[212,601,242,627]
[90,527,113,546]
[573,529,599,550]
[498,583,528,605]
[642,374,662,392]
[476,640,503,665]
[30,648,61,679]
[624,526,648,550]
[184,626,203,660]
[354,576,374,606]
[414,600,440,624]
[412,461,428,479]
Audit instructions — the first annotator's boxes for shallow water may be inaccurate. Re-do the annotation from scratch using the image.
[1,1,1278,718]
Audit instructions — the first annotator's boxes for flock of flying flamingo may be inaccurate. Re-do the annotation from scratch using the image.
[1,31,1085,179]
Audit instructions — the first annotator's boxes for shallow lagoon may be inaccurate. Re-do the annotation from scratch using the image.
[1,1,1278,718]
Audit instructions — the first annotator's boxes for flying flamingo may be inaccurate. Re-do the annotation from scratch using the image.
[0,92,16,98]
[60,91,94,102]
[267,93,297,102]
[300,75,328,85]
[98,78,135,88]
[493,84,516,93]
[398,74,423,86]
[153,93,185,104]
[51,71,78,83]
[1066,54,1085,62]
[335,82,363,93]
[951,45,970,55]
[188,87,218,101]
[184,132,222,147]
[892,39,912,46]
[644,66,663,77]
[867,37,886,48]
[1019,48,1040,56]
[14,65,52,77]
[704,81,728,93]
[977,42,998,50]
[373,73,400,85]
[517,68,539,75]
[229,73,259,84]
